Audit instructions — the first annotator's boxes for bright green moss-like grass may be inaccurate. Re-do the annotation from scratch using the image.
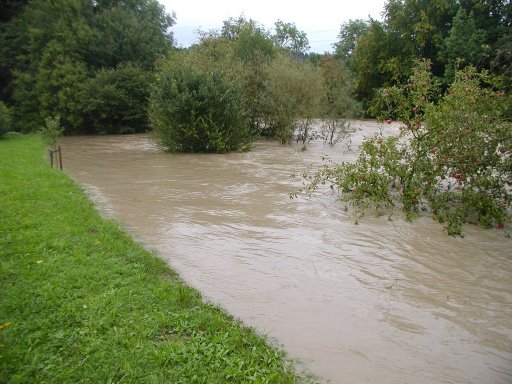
[0,135,301,383]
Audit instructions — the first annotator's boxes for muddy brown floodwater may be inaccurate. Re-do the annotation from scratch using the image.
[61,121,512,384]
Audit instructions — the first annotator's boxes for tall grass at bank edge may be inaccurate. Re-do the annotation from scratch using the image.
[0,135,303,383]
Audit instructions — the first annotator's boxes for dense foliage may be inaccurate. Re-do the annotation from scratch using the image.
[1,2,360,150]
[335,0,511,110]
[0,0,173,134]
[297,61,511,235]
[261,53,324,143]
[39,115,64,149]
[149,53,253,153]
[82,63,153,134]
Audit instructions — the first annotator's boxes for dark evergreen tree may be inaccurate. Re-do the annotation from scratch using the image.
[439,8,487,82]
[82,64,153,134]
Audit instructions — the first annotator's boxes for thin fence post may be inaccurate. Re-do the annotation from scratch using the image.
[47,148,63,169]
[58,146,63,170]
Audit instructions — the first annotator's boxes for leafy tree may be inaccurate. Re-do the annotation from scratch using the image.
[293,62,324,145]
[5,0,90,131]
[350,20,387,103]
[0,0,29,100]
[338,0,509,111]
[384,0,457,73]
[439,7,487,81]
[221,15,253,41]
[10,70,40,133]
[459,0,512,46]
[35,41,88,133]
[492,34,512,77]
[8,0,94,71]
[228,18,275,65]
[261,54,323,143]
[297,61,511,235]
[88,0,174,70]
[39,115,64,149]
[320,55,361,144]
[219,15,275,63]
[12,35,88,133]
[82,63,153,134]
[194,30,234,62]
[207,16,275,131]
[149,52,253,153]
[454,2,512,81]
[2,0,174,134]
[352,19,415,105]
[273,20,310,57]
[333,19,368,66]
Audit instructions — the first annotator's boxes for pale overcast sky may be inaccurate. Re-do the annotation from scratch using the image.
[161,0,386,53]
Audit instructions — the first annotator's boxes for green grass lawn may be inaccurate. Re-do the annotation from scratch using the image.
[0,135,302,383]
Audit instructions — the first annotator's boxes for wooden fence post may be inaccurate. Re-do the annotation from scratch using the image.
[48,147,63,170]
[58,146,63,170]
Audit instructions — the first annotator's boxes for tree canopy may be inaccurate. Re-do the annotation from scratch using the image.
[335,0,511,111]
[0,0,174,134]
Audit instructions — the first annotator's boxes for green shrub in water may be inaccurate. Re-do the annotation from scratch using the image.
[149,53,253,153]
[296,60,512,236]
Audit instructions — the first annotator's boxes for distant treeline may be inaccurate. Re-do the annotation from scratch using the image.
[0,0,510,136]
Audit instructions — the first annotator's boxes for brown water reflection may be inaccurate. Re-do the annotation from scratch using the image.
[61,121,512,384]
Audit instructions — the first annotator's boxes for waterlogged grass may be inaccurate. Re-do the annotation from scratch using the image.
[0,135,302,383]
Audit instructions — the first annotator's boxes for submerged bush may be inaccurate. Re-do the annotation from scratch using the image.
[297,60,512,236]
[261,53,323,143]
[149,53,253,153]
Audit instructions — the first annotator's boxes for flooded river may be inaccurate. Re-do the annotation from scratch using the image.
[61,121,512,383]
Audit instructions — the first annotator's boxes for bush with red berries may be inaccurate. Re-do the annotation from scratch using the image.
[298,60,511,236]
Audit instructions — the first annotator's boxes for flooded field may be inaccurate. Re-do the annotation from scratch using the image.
[61,121,512,383]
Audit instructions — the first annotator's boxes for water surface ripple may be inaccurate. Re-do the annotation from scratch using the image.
[61,121,512,384]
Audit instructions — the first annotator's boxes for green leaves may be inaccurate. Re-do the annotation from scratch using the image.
[89,1,174,70]
[261,54,324,143]
[273,20,310,57]
[331,1,510,113]
[439,7,487,81]
[299,62,511,235]
[149,52,253,153]
[36,40,88,133]
[3,0,175,134]
[82,63,153,134]
[39,115,63,149]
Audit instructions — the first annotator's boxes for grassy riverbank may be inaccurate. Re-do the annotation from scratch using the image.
[0,135,300,383]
